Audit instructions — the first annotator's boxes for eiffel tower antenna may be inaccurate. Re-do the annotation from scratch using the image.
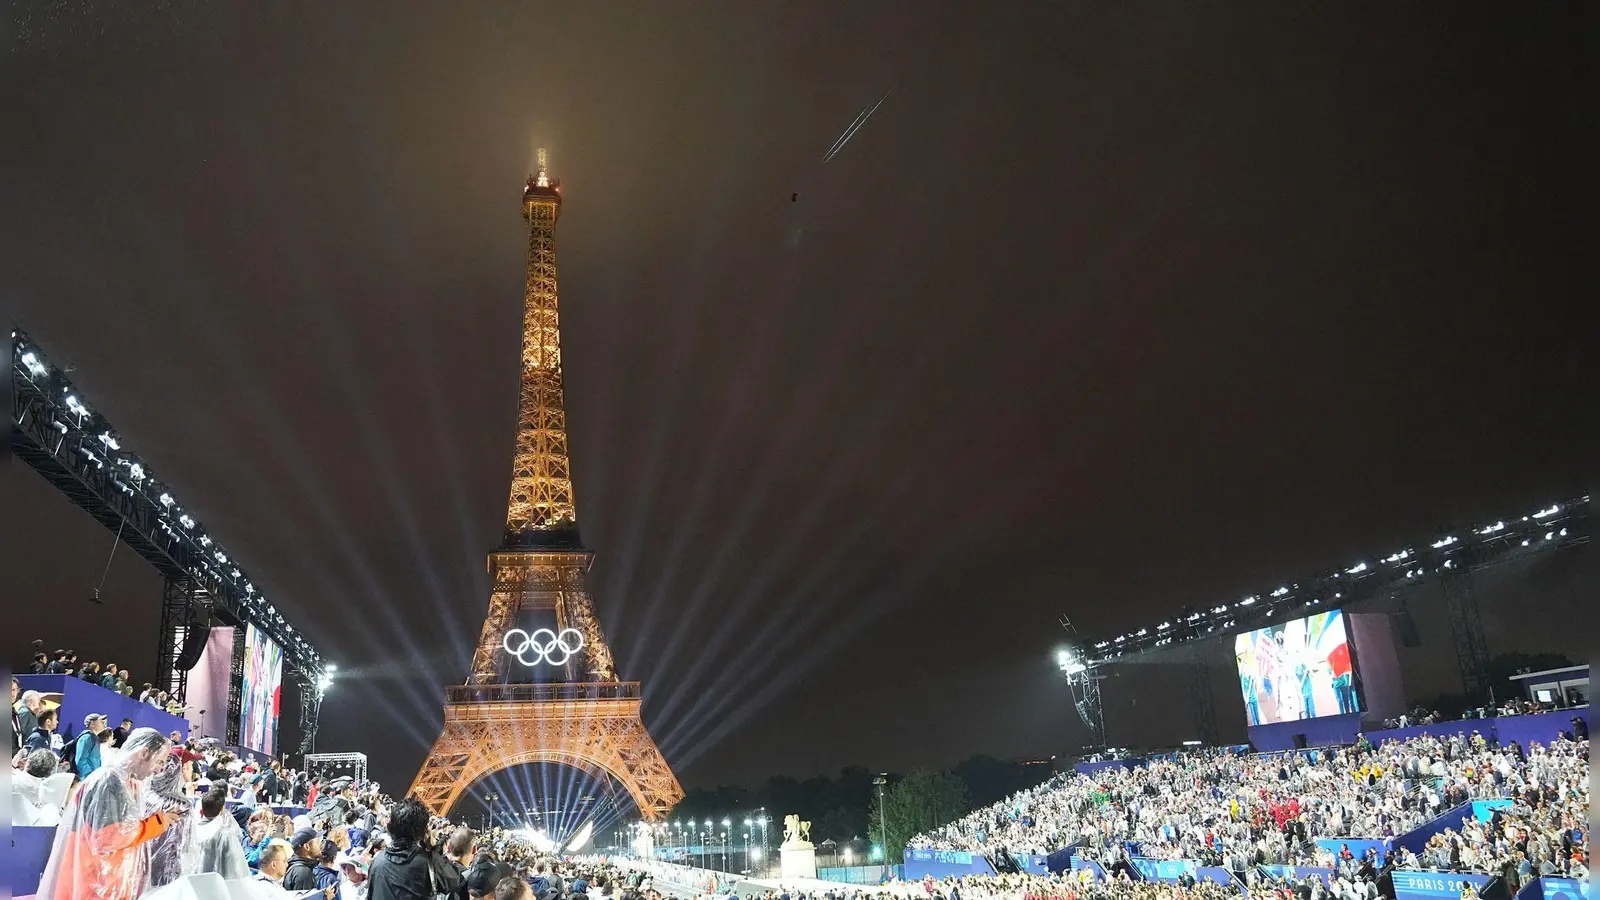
[409,152,683,820]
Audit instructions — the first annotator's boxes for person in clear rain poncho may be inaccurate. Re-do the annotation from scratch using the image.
[194,781,253,880]
[144,741,203,888]
[38,727,176,900]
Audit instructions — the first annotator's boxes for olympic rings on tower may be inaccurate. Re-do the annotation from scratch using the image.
[502,627,586,667]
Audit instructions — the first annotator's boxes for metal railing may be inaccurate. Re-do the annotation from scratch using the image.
[445,681,642,703]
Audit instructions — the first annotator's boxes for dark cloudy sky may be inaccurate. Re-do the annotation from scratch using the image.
[4,1,1590,810]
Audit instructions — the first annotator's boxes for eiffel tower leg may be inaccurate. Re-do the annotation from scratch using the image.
[410,692,682,821]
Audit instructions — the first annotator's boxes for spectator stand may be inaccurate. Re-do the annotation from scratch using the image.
[17,673,189,744]
[1362,708,1589,750]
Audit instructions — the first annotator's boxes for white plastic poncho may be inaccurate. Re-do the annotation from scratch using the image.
[145,750,204,888]
[194,808,253,880]
[37,727,176,900]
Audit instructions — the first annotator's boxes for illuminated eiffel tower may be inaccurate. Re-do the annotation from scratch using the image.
[409,151,683,820]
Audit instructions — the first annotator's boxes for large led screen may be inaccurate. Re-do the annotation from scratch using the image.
[241,623,284,755]
[1234,609,1358,726]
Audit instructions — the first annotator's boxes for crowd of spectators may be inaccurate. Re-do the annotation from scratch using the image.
[907,730,1588,890]
[1375,697,1580,731]
[12,710,666,900]
[872,868,1388,900]
[24,646,190,716]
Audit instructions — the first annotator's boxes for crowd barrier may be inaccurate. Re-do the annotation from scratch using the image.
[1515,878,1591,900]
[902,849,996,879]
[1015,853,1051,875]
[1069,858,1107,880]
[1393,801,1475,854]
[1471,799,1514,821]
[8,825,55,896]
[1045,842,1081,874]
[1313,837,1391,859]
[1258,865,1334,886]
[1390,870,1495,900]
[816,865,901,885]
[1129,858,1197,882]
[17,674,190,745]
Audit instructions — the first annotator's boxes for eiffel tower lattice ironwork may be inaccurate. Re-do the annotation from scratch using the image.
[409,151,683,820]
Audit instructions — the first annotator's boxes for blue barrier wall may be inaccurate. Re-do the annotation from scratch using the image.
[1046,843,1081,874]
[1391,870,1494,900]
[1247,713,1364,752]
[8,825,55,896]
[1130,859,1198,882]
[1016,854,1050,875]
[1258,865,1334,886]
[18,674,190,747]
[1195,866,1239,888]
[1314,837,1391,860]
[1471,799,1514,821]
[1070,859,1107,880]
[816,866,901,885]
[1394,802,1475,854]
[1516,878,1591,900]
[902,849,997,880]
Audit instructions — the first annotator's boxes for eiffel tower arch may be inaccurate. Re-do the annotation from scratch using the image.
[409,152,682,820]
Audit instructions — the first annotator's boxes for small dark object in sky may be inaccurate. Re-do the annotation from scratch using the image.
[791,192,797,202]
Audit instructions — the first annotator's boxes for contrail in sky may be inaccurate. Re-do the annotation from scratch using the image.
[822,90,890,163]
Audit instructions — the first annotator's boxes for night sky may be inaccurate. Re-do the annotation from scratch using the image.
[4,2,1590,810]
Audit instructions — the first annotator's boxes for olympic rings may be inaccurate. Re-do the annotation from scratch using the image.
[502,627,586,667]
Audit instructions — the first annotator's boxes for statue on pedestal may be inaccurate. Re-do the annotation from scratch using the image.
[782,814,812,848]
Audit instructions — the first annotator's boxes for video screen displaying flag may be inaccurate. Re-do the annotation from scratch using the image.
[241,623,284,755]
[1234,609,1359,726]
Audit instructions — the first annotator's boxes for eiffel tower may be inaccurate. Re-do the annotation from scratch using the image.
[408,151,683,820]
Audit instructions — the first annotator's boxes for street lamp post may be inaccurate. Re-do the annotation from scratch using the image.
[873,775,889,870]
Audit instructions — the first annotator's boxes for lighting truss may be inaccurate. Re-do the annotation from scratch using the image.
[9,328,327,678]
[1084,494,1589,664]
[304,751,369,785]
[1056,617,1107,750]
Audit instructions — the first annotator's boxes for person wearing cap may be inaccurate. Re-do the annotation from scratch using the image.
[285,827,327,892]
[75,713,109,778]
[338,849,371,900]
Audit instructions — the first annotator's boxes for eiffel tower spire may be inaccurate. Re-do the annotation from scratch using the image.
[505,147,577,544]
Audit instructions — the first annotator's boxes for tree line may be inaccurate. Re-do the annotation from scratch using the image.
[669,756,1053,862]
